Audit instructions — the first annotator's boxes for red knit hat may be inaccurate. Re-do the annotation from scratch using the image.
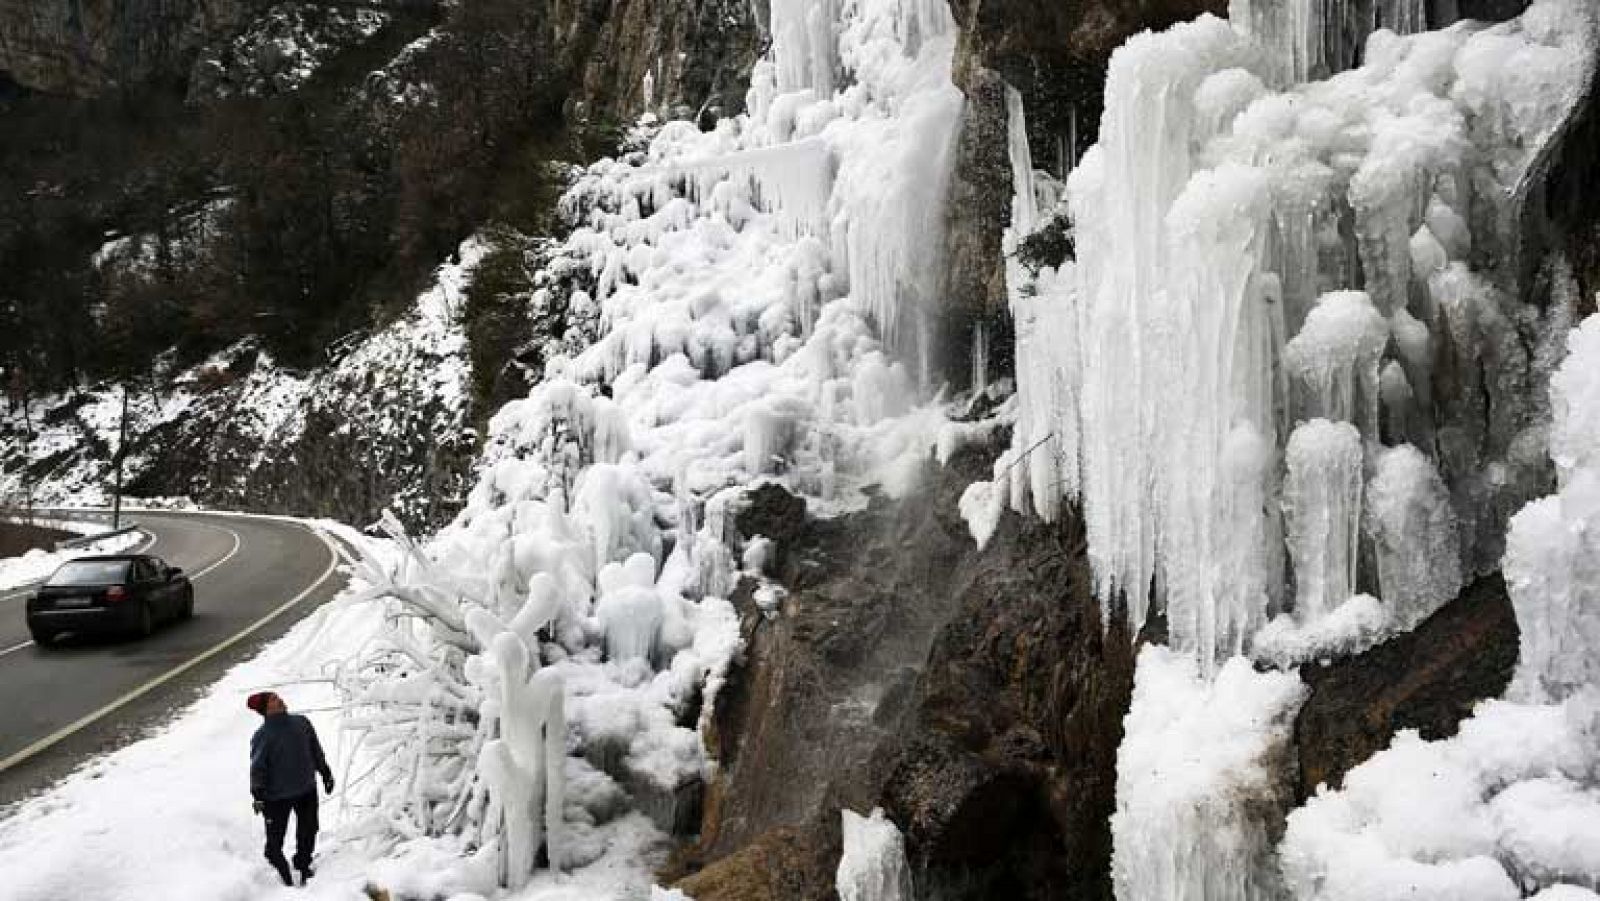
[246,691,278,715]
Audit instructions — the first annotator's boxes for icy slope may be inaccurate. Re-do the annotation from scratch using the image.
[328,0,969,892]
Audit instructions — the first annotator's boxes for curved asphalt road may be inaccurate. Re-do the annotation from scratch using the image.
[0,511,346,806]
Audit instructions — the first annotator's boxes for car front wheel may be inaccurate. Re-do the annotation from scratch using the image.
[180,588,194,620]
[28,624,54,646]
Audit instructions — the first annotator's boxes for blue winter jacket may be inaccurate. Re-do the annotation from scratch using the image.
[250,712,332,801]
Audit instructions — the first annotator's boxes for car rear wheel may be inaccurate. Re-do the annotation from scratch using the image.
[28,624,54,646]
[133,602,154,639]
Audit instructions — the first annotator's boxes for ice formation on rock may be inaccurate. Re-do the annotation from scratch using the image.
[1283,419,1364,626]
[337,0,968,888]
[1006,3,1597,901]
[1507,316,1600,704]
[837,808,915,901]
[1279,313,1600,899]
[1229,0,1429,86]
[984,0,1591,671]
[1285,291,1389,439]
[1113,647,1307,901]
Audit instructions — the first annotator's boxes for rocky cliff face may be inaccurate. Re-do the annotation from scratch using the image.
[0,0,262,95]
[666,435,1140,901]
[549,0,762,127]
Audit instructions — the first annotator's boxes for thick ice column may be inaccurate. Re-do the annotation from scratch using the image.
[1069,15,1257,640]
[1228,0,1322,85]
[481,632,567,885]
[1283,419,1364,624]
[1004,84,1082,521]
[1160,162,1282,666]
[1366,444,1462,631]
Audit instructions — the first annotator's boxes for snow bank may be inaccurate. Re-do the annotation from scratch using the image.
[0,525,147,592]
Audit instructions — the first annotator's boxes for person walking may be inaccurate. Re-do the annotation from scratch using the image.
[247,691,335,886]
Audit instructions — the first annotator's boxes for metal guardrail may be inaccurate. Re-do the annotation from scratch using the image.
[54,523,142,551]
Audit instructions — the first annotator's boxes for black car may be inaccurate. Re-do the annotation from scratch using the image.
[26,554,194,645]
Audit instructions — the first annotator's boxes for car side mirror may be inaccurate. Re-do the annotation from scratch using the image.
[168,567,184,580]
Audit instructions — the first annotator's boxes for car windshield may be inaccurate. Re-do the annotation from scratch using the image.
[46,559,132,586]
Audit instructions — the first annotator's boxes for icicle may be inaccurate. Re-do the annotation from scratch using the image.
[1006,85,1039,237]
[970,319,989,396]
[1282,419,1363,625]
[1002,87,1082,522]
[676,138,838,241]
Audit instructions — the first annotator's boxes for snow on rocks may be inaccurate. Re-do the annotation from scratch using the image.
[1,240,481,518]
[1279,313,1600,899]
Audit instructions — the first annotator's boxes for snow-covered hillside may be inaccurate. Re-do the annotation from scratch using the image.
[1,245,481,529]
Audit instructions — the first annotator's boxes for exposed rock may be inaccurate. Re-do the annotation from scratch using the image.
[673,821,840,901]
[1292,573,1521,800]
[0,0,261,95]
[554,0,762,128]
[882,485,1136,900]
[674,435,1135,900]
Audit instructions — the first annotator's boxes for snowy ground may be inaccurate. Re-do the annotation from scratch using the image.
[0,521,680,901]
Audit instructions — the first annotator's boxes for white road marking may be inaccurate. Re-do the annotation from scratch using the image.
[182,520,243,581]
[0,521,341,773]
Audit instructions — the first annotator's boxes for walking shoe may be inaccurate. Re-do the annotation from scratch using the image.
[298,866,315,886]
[273,862,294,886]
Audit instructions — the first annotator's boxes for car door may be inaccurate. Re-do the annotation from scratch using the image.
[132,559,157,615]
[139,559,170,618]
[152,559,178,618]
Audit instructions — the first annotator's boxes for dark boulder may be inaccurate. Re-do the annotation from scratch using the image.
[1293,573,1521,800]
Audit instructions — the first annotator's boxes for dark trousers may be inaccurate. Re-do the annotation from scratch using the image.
[262,790,319,878]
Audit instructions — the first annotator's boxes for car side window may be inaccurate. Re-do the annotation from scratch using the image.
[135,560,154,582]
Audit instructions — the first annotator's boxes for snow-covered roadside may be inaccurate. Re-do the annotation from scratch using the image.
[0,520,684,901]
[0,525,147,592]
